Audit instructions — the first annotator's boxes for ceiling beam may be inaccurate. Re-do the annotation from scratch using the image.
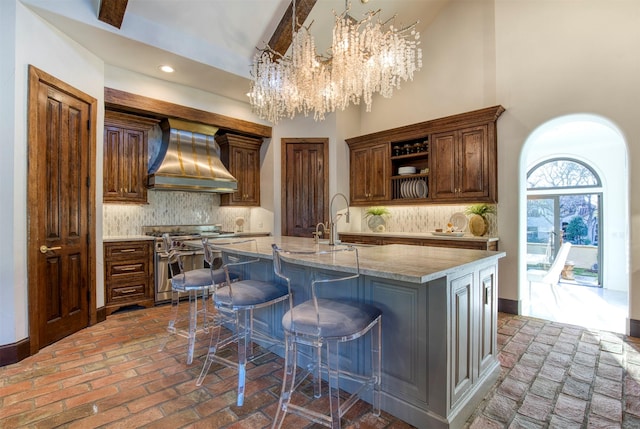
[268,0,318,56]
[98,0,129,29]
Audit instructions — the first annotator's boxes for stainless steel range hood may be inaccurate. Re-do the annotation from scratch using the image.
[147,118,238,193]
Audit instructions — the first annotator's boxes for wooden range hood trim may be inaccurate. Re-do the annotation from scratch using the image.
[104,87,272,138]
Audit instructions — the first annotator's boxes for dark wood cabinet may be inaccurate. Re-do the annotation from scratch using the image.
[349,143,389,204]
[431,125,492,201]
[216,133,263,206]
[104,240,154,315]
[103,111,157,203]
[346,106,503,206]
[339,232,498,250]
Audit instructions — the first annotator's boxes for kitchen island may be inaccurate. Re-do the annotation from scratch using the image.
[207,236,505,429]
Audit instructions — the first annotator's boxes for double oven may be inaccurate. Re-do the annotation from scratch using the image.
[142,225,235,303]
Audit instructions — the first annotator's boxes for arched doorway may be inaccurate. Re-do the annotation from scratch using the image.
[519,115,629,334]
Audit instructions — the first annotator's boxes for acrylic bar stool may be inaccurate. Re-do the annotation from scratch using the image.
[196,238,289,407]
[159,233,233,365]
[271,244,382,429]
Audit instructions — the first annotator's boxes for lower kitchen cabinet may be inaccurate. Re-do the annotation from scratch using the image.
[339,233,499,250]
[104,240,154,315]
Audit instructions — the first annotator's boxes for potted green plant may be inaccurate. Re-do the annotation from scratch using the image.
[364,206,390,232]
[464,203,496,236]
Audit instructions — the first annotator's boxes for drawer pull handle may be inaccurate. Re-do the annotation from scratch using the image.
[119,266,139,271]
[120,288,138,294]
[119,249,137,253]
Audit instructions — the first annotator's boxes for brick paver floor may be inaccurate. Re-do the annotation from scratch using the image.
[1,306,639,428]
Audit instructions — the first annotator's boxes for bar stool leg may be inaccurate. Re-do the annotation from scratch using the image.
[158,288,181,353]
[272,334,296,429]
[327,341,342,429]
[186,289,198,365]
[236,309,249,406]
[372,319,382,416]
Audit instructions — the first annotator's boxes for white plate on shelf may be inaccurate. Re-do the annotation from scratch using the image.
[416,180,428,198]
[449,212,468,232]
[401,181,408,198]
[431,231,465,237]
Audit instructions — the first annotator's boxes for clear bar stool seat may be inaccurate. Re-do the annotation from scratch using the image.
[159,233,234,365]
[196,238,290,407]
[271,244,382,429]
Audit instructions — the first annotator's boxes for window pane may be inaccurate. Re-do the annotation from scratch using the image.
[527,159,600,189]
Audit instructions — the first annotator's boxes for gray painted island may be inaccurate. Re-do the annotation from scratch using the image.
[204,236,506,429]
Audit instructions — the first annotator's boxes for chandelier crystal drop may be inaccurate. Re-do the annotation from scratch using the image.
[248,1,422,124]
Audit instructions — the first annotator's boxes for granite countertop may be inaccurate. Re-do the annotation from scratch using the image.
[212,235,505,284]
[339,231,499,242]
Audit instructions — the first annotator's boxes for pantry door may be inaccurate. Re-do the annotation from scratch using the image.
[281,138,329,237]
[27,65,97,353]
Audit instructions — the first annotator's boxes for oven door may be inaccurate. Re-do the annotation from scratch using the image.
[154,250,206,303]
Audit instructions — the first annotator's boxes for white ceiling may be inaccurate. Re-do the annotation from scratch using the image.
[20,0,447,103]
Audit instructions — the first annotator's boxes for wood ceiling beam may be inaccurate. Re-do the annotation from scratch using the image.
[98,0,129,29]
[268,0,318,56]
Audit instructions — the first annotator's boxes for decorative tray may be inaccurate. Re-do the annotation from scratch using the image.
[431,232,465,237]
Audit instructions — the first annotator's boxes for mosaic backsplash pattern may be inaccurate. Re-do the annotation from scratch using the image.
[355,204,498,236]
[103,191,252,236]
[104,192,498,237]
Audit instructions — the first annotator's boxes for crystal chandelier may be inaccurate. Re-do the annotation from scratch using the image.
[248,1,422,124]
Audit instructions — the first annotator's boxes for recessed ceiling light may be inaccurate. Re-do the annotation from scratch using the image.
[159,65,174,73]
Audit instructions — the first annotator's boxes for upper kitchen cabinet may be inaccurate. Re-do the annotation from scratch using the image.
[431,125,493,202]
[103,111,158,204]
[349,142,389,204]
[216,133,263,206]
[346,106,504,206]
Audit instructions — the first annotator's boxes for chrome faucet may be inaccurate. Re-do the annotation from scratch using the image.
[328,193,350,245]
[313,222,328,244]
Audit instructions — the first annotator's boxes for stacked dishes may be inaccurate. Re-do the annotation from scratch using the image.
[398,166,416,175]
[400,179,428,199]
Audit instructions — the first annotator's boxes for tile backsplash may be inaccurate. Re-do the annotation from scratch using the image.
[103,191,252,236]
[104,192,498,237]
[353,204,498,236]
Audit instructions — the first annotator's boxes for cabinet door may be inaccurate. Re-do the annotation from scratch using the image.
[103,126,124,200]
[431,132,458,200]
[120,128,147,202]
[368,144,389,201]
[449,273,474,406]
[350,146,372,203]
[103,112,155,204]
[458,125,489,199]
[242,146,260,205]
[349,144,389,204]
[477,265,497,379]
[218,134,263,207]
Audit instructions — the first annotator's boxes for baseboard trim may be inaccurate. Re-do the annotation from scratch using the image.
[630,319,640,338]
[97,306,107,323]
[498,298,520,315]
[0,337,30,367]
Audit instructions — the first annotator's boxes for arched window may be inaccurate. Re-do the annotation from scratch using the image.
[527,158,601,190]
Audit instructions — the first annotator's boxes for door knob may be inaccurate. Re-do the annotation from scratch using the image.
[40,245,62,254]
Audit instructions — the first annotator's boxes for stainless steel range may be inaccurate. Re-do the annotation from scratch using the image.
[142,224,236,303]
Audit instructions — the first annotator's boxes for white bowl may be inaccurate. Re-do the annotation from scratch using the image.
[398,166,416,175]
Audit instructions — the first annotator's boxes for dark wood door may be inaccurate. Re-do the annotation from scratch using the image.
[282,139,329,237]
[458,125,489,198]
[431,131,458,200]
[27,66,97,352]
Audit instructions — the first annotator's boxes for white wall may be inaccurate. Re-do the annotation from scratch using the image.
[1,0,105,344]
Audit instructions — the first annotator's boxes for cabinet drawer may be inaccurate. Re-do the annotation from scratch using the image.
[105,242,150,259]
[109,282,147,302]
[107,260,149,277]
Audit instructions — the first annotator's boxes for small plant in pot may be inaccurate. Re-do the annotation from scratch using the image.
[465,204,496,236]
[365,206,390,232]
